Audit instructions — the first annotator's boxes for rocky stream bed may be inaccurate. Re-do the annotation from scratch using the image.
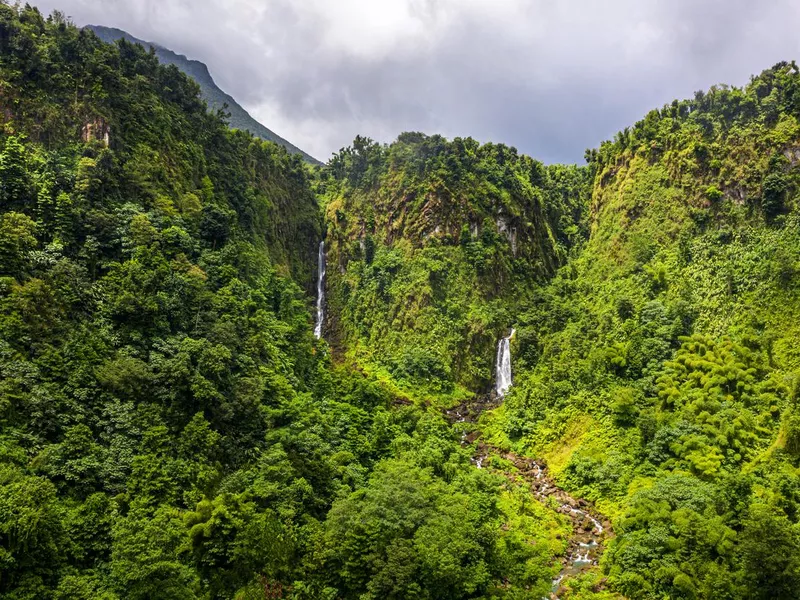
[446,398,613,599]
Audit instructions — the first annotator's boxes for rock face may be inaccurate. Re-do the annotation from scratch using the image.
[496,214,519,256]
[784,146,800,166]
[81,117,110,146]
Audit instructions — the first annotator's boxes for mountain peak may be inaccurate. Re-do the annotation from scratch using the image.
[85,24,321,165]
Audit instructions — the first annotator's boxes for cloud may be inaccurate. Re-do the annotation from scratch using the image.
[26,0,800,162]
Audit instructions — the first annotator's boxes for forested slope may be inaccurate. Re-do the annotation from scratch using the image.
[6,3,800,600]
[318,133,589,398]
[318,63,800,600]
[0,6,583,599]
[484,62,800,599]
[85,25,321,165]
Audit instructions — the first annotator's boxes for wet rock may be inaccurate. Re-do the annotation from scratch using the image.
[81,117,110,146]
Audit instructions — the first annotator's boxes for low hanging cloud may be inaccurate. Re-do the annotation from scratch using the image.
[26,0,800,163]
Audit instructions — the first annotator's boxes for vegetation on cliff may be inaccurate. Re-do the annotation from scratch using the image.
[0,5,575,599]
[320,62,800,599]
[5,3,800,599]
[484,61,800,599]
[318,132,589,397]
[85,25,321,165]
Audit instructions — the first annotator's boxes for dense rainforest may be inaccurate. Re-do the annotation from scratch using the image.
[3,3,800,600]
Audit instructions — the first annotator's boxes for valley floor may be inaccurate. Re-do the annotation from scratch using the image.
[448,396,620,599]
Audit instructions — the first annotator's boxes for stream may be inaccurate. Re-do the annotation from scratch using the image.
[445,398,612,598]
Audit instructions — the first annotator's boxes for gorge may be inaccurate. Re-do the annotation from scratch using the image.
[2,4,800,600]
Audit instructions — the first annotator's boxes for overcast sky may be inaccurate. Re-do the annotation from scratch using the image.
[27,0,800,163]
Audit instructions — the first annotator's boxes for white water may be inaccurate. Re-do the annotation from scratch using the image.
[495,328,515,397]
[314,241,326,339]
[563,506,605,534]
[573,551,591,564]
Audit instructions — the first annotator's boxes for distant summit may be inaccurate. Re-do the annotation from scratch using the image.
[87,25,321,165]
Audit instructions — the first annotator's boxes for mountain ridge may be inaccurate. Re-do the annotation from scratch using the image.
[5,3,800,598]
[86,24,322,165]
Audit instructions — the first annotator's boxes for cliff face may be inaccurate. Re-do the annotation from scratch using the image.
[318,133,590,396]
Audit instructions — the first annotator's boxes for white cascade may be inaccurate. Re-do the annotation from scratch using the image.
[314,241,326,339]
[495,328,515,397]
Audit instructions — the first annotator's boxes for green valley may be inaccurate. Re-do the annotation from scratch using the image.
[2,4,800,600]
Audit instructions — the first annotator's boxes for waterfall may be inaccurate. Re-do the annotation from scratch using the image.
[314,241,326,339]
[495,328,515,397]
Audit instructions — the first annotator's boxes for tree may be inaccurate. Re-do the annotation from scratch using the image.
[0,136,33,208]
[110,504,201,600]
[762,172,788,218]
[0,211,37,276]
[0,466,65,596]
[320,460,497,600]
[738,504,800,599]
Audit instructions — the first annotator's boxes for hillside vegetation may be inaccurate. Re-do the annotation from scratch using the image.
[5,3,800,600]
[0,6,581,600]
[483,62,800,599]
[318,132,589,398]
[321,63,800,599]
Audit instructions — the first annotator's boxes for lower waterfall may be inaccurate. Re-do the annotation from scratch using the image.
[495,328,515,397]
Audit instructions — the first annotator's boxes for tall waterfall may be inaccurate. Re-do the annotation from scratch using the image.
[314,241,326,339]
[495,328,515,397]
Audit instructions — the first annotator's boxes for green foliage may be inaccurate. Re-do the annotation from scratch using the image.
[86,25,321,165]
[321,132,591,395]
[0,210,37,275]
[762,171,789,217]
[8,4,800,598]
[738,503,800,599]
[0,4,326,597]
[704,185,723,202]
[321,460,493,599]
[0,9,565,599]
[484,60,800,599]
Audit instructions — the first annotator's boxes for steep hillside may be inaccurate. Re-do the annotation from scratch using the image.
[7,4,800,600]
[316,63,800,600]
[0,6,581,599]
[484,62,800,599]
[86,25,321,165]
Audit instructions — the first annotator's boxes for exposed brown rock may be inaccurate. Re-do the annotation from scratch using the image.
[81,117,110,146]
